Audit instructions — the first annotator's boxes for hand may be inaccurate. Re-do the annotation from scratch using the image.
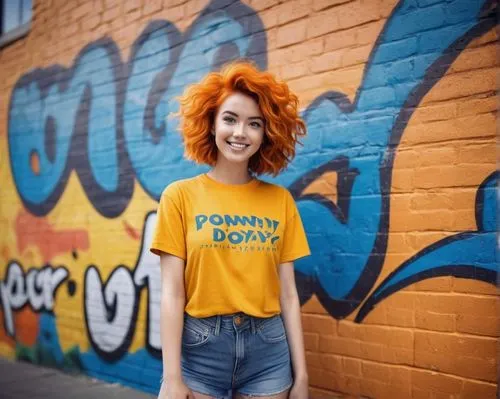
[289,375,308,399]
[158,378,195,399]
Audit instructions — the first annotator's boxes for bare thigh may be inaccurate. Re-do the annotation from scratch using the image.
[233,389,290,399]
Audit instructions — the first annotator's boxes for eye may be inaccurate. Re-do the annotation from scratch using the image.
[250,121,262,128]
[223,116,236,124]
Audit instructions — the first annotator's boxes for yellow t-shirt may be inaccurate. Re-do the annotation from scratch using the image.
[149,173,310,318]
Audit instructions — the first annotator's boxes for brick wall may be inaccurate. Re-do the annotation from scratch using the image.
[0,0,497,398]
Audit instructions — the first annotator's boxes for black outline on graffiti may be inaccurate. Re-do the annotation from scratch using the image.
[289,156,360,225]
[134,211,162,359]
[475,171,496,231]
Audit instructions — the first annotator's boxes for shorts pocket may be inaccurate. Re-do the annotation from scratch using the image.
[182,316,211,348]
[257,315,287,344]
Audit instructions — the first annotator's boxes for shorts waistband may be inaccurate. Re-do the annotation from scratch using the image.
[184,312,280,336]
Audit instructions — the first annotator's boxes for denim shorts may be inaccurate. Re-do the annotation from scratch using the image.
[180,312,293,398]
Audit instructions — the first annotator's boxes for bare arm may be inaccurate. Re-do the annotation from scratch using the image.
[159,253,193,399]
[279,262,308,398]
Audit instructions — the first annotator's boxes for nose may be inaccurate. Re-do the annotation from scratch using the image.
[233,122,246,138]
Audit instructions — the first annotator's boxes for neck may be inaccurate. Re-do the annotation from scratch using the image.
[209,160,252,185]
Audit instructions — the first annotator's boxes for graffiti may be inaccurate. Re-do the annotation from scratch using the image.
[0,214,160,362]
[0,262,68,336]
[281,0,497,318]
[8,1,266,218]
[355,171,497,321]
[2,0,497,383]
[84,212,161,361]
[84,266,138,357]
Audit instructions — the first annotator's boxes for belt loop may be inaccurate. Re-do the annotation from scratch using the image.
[215,315,221,336]
[250,317,256,334]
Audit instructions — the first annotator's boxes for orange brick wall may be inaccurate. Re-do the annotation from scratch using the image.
[0,0,497,398]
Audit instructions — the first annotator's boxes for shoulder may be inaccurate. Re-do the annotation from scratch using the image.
[161,174,202,199]
[257,180,300,221]
[257,179,294,200]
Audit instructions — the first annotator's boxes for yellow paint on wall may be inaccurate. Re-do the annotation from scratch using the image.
[0,342,15,359]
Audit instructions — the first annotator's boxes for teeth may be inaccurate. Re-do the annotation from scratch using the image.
[228,142,247,149]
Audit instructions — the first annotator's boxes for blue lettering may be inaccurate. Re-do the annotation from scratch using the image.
[257,231,267,243]
[242,230,254,243]
[228,232,244,244]
[213,228,225,242]
[209,214,223,226]
[195,215,208,230]
[224,215,257,227]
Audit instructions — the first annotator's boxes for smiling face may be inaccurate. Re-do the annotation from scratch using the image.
[212,91,265,168]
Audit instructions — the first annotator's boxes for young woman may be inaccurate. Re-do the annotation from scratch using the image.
[150,61,310,399]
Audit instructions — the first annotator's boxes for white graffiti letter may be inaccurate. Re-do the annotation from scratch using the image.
[84,265,136,354]
[26,269,44,310]
[26,267,68,311]
[0,262,27,336]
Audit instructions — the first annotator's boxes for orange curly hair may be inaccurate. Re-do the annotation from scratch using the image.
[177,61,306,176]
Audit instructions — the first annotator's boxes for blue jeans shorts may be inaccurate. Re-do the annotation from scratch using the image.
[180,312,293,398]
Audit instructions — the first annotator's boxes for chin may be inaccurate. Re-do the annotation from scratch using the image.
[224,153,252,164]
[219,148,257,164]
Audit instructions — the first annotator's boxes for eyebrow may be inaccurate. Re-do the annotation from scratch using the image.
[222,110,264,122]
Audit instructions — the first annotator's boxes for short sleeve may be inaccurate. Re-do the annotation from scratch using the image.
[280,190,311,263]
[149,185,187,260]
